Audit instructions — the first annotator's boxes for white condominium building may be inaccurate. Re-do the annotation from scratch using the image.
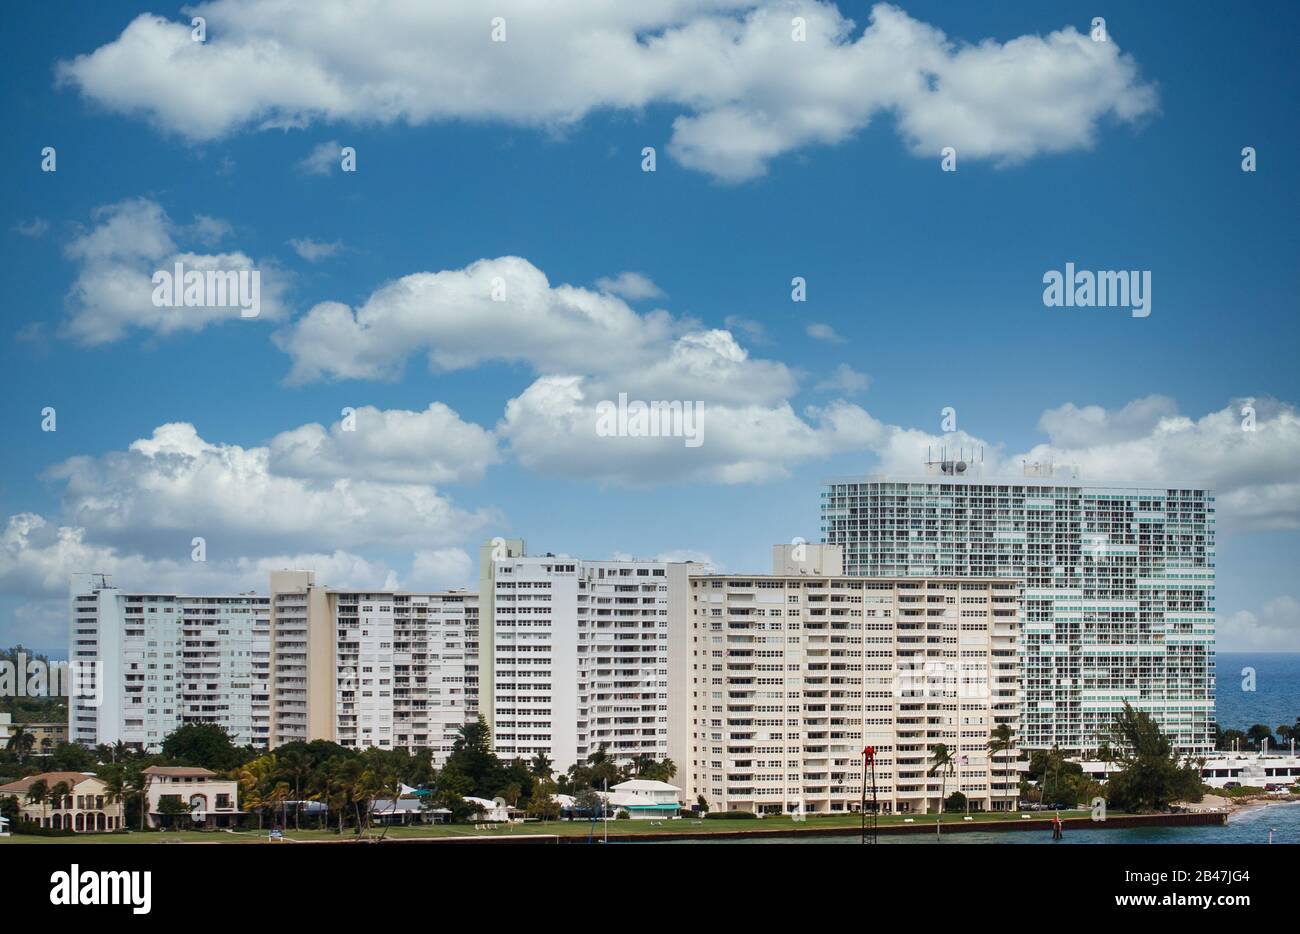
[480,542,697,771]
[268,570,478,763]
[688,545,1020,815]
[69,573,270,751]
[821,461,1216,754]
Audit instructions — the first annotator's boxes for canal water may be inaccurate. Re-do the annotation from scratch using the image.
[662,801,1300,844]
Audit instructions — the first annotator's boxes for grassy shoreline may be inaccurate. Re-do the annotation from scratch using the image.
[0,807,1228,844]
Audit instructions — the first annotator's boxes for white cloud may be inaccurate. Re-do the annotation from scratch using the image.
[288,237,343,262]
[56,2,1156,182]
[61,198,286,345]
[723,314,768,345]
[1036,395,1179,448]
[407,548,473,592]
[1221,597,1300,652]
[1021,396,1300,532]
[806,322,845,344]
[45,422,492,555]
[190,214,233,244]
[816,363,870,395]
[0,511,481,648]
[276,256,794,404]
[296,140,341,176]
[12,217,50,238]
[268,402,500,485]
[594,272,664,301]
[498,375,881,485]
[0,511,405,600]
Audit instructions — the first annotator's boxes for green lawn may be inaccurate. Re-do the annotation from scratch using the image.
[0,809,1086,843]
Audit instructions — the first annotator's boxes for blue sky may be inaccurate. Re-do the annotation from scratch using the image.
[1,1,1297,655]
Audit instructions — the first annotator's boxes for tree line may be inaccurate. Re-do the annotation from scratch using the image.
[2,716,676,833]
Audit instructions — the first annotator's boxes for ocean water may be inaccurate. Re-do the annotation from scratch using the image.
[1216,652,1300,735]
[665,801,1300,844]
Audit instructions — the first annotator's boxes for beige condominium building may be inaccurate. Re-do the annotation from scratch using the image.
[687,544,1020,815]
[268,570,478,763]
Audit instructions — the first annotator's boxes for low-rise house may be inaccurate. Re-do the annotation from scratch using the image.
[0,771,125,832]
[142,766,239,828]
[465,796,511,821]
[607,779,682,819]
[369,796,449,824]
[1076,752,1300,789]
[24,722,70,755]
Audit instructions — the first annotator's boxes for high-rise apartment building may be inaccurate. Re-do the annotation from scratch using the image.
[480,546,697,771]
[688,545,1020,814]
[821,462,1215,754]
[268,570,478,764]
[69,573,270,751]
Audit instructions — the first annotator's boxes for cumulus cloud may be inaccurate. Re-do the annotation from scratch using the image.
[407,548,474,592]
[806,322,845,344]
[56,2,1156,182]
[498,375,881,485]
[0,511,475,648]
[815,363,870,395]
[1036,395,1179,448]
[276,254,1300,513]
[0,511,409,601]
[268,402,500,485]
[296,140,341,176]
[276,256,794,404]
[288,237,343,262]
[12,217,50,238]
[594,272,664,301]
[1220,596,1300,652]
[723,314,768,345]
[61,198,286,345]
[45,421,492,555]
[1020,396,1300,531]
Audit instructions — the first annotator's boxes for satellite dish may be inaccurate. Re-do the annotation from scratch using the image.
[956,461,967,473]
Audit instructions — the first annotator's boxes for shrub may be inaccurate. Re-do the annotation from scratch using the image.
[1220,785,1265,798]
[703,810,757,820]
[14,821,77,837]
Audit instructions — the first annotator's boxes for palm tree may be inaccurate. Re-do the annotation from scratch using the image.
[1035,745,1065,807]
[278,748,312,831]
[101,767,127,830]
[26,779,49,828]
[928,743,954,837]
[371,756,405,841]
[529,751,554,780]
[48,781,71,829]
[1096,741,1115,780]
[237,754,278,831]
[347,759,378,833]
[987,724,1016,812]
[267,781,291,831]
[6,725,35,763]
[307,760,344,832]
[126,765,150,831]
